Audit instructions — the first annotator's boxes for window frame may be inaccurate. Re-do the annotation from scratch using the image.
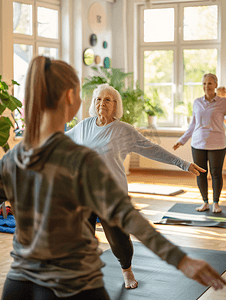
[138,0,221,127]
[139,3,178,47]
[13,0,61,59]
[36,1,61,43]
[179,1,221,46]
[13,0,61,134]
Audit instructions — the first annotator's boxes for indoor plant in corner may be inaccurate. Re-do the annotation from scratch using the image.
[82,66,145,174]
[0,75,22,219]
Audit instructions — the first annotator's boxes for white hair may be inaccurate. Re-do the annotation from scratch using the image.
[89,83,124,119]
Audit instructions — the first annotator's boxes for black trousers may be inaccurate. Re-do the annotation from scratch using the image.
[89,213,133,270]
[191,147,226,203]
[1,278,110,300]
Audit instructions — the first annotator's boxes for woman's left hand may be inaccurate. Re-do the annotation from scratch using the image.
[188,163,206,176]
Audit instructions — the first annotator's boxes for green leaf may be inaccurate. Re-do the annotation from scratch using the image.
[0,91,9,100]
[0,82,5,91]
[2,95,22,111]
[0,117,11,146]
[10,96,22,108]
[4,117,14,128]
[2,82,8,90]
[16,107,22,115]
[11,79,20,86]
[0,103,6,115]
[0,75,2,81]
[91,66,98,72]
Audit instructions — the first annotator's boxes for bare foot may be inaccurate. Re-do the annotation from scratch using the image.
[196,203,209,212]
[212,203,222,213]
[122,266,138,289]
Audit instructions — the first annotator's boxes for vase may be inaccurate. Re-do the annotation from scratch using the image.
[187,116,192,126]
[148,115,157,126]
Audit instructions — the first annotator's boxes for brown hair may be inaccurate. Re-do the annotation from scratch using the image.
[23,56,80,149]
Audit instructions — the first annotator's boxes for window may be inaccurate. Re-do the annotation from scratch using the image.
[144,8,174,43]
[13,0,60,128]
[139,2,220,127]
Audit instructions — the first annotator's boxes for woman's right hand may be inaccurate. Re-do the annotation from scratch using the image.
[178,255,226,290]
[173,142,183,150]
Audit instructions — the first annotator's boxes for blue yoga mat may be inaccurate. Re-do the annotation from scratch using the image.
[0,215,16,233]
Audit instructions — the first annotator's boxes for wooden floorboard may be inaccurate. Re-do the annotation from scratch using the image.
[1,169,226,298]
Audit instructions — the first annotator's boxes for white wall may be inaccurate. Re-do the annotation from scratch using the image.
[111,0,127,70]
[0,0,13,81]
[81,0,113,119]
[61,0,113,120]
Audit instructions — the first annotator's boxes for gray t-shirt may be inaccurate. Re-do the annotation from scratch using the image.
[66,117,191,192]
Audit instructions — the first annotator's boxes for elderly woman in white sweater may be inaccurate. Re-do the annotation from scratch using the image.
[66,83,205,290]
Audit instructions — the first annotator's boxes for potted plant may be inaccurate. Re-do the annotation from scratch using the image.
[82,66,145,174]
[174,100,193,125]
[144,88,166,126]
[0,75,22,152]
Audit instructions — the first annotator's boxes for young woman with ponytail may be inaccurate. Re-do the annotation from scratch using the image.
[0,57,225,300]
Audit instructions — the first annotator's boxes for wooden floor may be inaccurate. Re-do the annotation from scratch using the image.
[1,169,226,299]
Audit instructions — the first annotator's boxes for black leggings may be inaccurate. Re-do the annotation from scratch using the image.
[1,278,110,300]
[192,147,226,203]
[89,213,133,270]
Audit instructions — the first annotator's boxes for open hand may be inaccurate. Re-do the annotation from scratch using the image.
[188,163,206,176]
[178,256,226,290]
[173,142,183,150]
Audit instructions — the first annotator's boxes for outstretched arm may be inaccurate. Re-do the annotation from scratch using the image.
[172,145,207,175]
[178,255,226,290]
[173,141,183,150]
[81,152,224,290]
[188,163,206,176]
[129,127,191,172]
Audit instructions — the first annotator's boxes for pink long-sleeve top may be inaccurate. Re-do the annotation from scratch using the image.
[178,95,226,150]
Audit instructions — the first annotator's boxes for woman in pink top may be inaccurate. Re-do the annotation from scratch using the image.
[173,73,226,213]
